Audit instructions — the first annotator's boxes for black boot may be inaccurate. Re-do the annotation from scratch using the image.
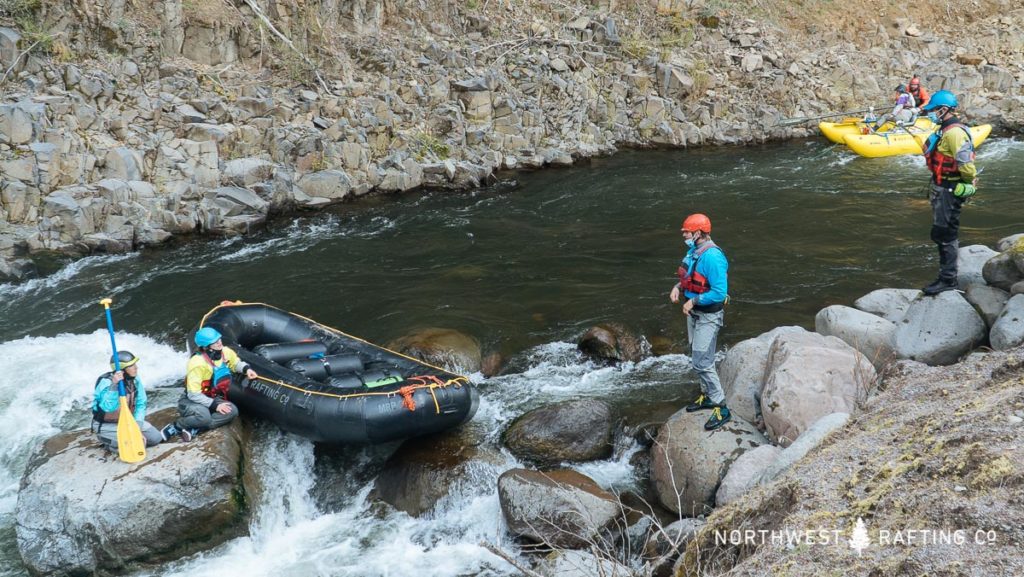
[686,394,716,412]
[921,278,958,296]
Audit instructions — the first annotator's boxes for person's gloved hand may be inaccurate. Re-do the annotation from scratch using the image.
[953,182,977,198]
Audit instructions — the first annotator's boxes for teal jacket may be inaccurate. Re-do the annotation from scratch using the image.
[681,241,729,306]
[93,374,148,421]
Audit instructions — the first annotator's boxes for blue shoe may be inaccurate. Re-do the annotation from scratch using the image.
[160,424,179,442]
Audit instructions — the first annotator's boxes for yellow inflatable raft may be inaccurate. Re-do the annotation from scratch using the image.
[818,117,935,144]
[843,124,992,158]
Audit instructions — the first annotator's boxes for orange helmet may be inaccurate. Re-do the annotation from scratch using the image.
[681,213,711,233]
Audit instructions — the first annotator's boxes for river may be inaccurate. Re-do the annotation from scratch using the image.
[1,138,1022,576]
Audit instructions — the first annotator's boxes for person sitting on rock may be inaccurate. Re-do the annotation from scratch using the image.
[92,351,164,450]
[161,327,256,441]
[873,84,917,130]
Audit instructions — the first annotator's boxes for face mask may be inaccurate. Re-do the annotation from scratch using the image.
[926,112,939,123]
[685,239,695,248]
[207,348,223,361]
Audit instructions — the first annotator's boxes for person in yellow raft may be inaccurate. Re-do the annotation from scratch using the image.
[160,327,257,441]
[919,90,978,296]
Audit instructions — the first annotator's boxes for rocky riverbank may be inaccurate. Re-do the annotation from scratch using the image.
[2,0,1024,280]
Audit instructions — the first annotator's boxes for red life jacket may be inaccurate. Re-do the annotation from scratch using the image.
[677,241,720,294]
[924,122,974,185]
[192,351,233,399]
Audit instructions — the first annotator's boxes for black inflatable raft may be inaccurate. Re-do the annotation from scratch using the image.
[194,302,478,444]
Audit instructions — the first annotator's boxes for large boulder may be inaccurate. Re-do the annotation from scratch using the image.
[715,444,783,506]
[651,409,766,516]
[958,244,999,287]
[989,294,1024,351]
[965,284,1010,328]
[498,469,619,548]
[503,399,615,467]
[15,410,251,577]
[814,305,896,369]
[760,332,873,446]
[577,323,651,363]
[997,233,1024,253]
[720,326,807,425]
[538,549,633,577]
[387,327,482,374]
[892,291,987,365]
[982,251,1023,291]
[373,429,501,517]
[853,288,921,322]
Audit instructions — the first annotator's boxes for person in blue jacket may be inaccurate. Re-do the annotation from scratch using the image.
[91,350,164,450]
[669,213,731,430]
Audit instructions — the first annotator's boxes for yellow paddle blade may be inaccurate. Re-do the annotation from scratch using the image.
[117,397,146,463]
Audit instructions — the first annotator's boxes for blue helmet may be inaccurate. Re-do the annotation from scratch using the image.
[922,90,958,111]
[194,327,222,347]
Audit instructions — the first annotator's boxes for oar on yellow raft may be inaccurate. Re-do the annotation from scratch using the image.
[100,298,146,463]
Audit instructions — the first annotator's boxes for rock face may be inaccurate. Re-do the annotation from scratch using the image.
[497,468,619,548]
[386,327,482,374]
[577,323,651,363]
[760,331,873,446]
[651,408,766,516]
[503,399,615,466]
[892,291,987,365]
[15,412,251,577]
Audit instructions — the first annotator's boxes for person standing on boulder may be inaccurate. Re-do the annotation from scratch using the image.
[161,327,256,441]
[669,213,731,430]
[92,351,165,450]
[919,90,978,296]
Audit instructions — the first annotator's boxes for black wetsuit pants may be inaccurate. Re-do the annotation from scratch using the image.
[929,182,964,282]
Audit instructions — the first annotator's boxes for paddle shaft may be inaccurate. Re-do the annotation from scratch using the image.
[778,103,890,126]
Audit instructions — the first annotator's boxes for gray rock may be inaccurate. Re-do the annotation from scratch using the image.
[15,413,250,577]
[1012,280,1024,296]
[0,103,34,145]
[965,284,1010,328]
[211,186,269,216]
[0,28,22,75]
[958,244,999,287]
[990,294,1024,351]
[716,444,782,506]
[893,291,987,365]
[757,412,850,484]
[815,304,897,369]
[103,147,143,181]
[853,288,921,322]
[761,331,873,446]
[223,158,276,186]
[720,326,807,425]
[498,469,619,548]
[982,251,1023,291]
[651,409,766,516]
[539,549,632,577]
[296,170,352,203]
[996,233,1024,253]
[503,399,614,466]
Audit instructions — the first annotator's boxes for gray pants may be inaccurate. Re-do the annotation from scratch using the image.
[686,309,726,404]
[94,419,163,450]
[176,394,238,431]
[930,183,964,282]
